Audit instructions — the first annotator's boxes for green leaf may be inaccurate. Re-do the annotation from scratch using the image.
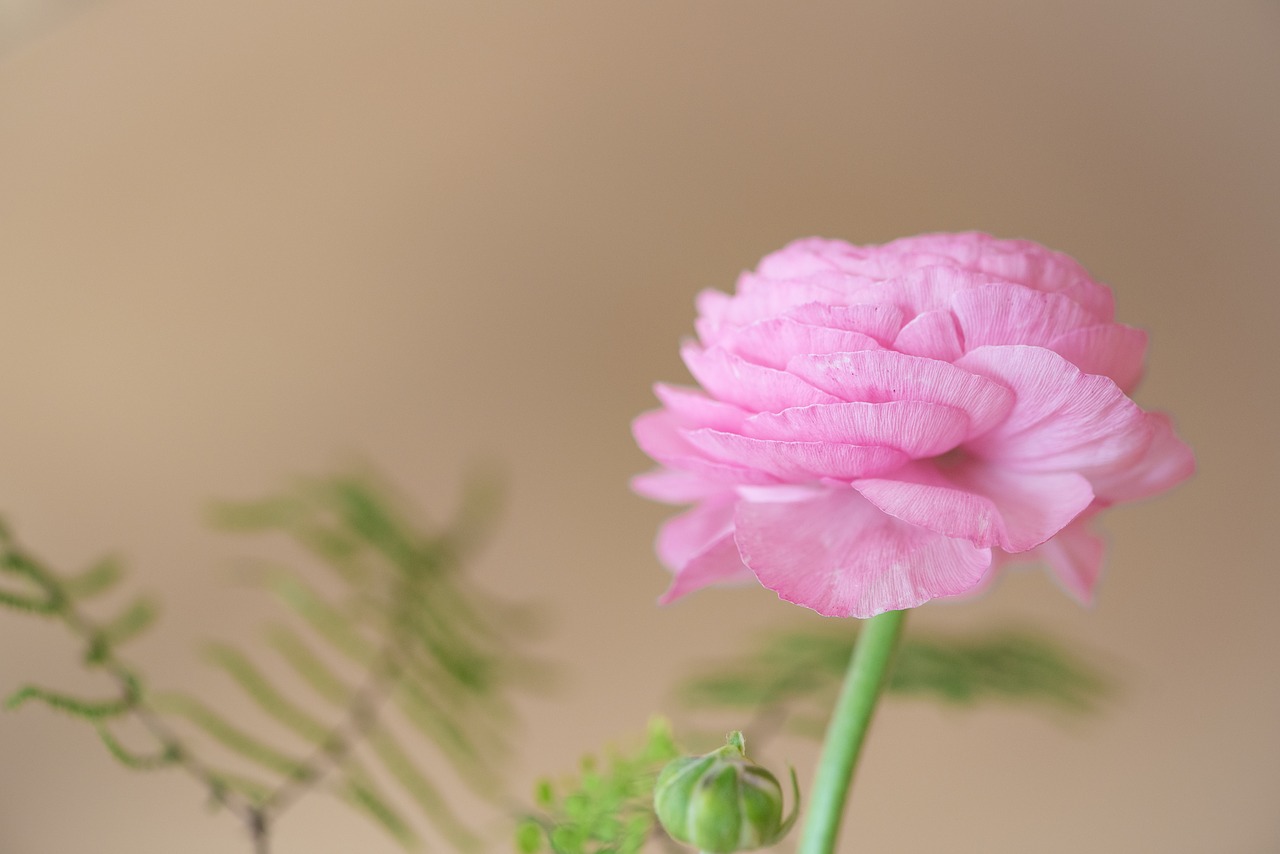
[391,678,500,794]
[681,625,1113,725]
[152,692,307,779]
[523,719,680,854]
[63,557,125,600]
[327,478,428,578]
[368,724,479,851]
[206,769,275,807]
[265,624,352,706]
[6,684,132,719]
[95,724,181,769]
[337,776,420,849]
[0,551,63,609]
[0,587,58,614]
[203,643,331,745]
[257,569,376,665]
[208,494,306,533]
[102,597,158,646]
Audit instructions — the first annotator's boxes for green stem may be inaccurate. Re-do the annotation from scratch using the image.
[798,608,908,854]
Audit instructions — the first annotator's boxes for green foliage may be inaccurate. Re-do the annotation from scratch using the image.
[0,469,532,852]
[517,717,681,854]
[199,470,530,849]
[95,725,182,769]
[6,684,134,719]
[682,623,1113,735]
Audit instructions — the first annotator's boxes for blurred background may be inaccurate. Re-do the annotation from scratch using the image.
[1,1,1277,852]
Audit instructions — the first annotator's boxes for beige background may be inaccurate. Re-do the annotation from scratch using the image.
[1,2,1277,852]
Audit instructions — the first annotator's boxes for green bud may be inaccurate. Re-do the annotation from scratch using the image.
[653,732,799,853]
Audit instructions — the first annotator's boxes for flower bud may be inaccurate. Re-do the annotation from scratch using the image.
[653,732,798,853]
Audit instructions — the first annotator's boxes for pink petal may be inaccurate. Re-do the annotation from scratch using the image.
[631,469,723,504]
[1049,323,1148,394]
[658,534,754,604]
[951,283,1095,349]
[633,410,779,485]
[893,309,964,361]
[956,345,1151,474]
[697,274,856,333]
[656,497,735,570]
[684,428,909,481]
[787,350,1015,437]
[1034,518,1106,604]
[737,269,867,299]
[786,303,905,345]
[854,459,1094,552]
[857,266,997,316]
[1089,412,1196,503]
[633,410,695,460]
[721,317,881,369]
[735,488,992,617]
[682,343,839,412]
[743,400,970,459]
[654,384,750,431]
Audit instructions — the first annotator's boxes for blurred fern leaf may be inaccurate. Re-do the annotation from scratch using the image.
[0,467,535,852]
[682,623,1113,733]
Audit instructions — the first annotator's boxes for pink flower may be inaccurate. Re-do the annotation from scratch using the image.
[633,233,1194,618]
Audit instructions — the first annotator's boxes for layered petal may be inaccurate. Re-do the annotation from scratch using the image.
[785,303,904,345]
[789,349,1014,436]
[1049,323,1147,393]
[654,383,749,431]
[654,498,754,603]
[853,458,1094,553]
[683,428,908,481]
[682,343,838,412]
[1030,516,1106,604]
[658,535,754,604]
[743,400,970,459]
[956,345,1152,474]
[721,317,880,370]
[656,496,735,570]
[735,488,992,617]
[1089,412,1196,503]
[893,309,964,361]
[632,410,779,485]
[951,283,1096,349]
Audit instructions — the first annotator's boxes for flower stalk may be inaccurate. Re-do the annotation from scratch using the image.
[798,608,907,854]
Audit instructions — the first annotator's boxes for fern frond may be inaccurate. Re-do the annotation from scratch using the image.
[203,644,332,745]
[0,550,63,610]
[63,557,125,600]
[0,587,58,614]
[206,769,275,806]
[368,723,479,851]
[392,679,500,791]
[337,776,421,848]
[681,624,1113,728]
[257,569,376,665]
[96,724,181,769]
[101,597,158,646]
[152,692,308,779]
[7,684,133,719]
[265,624,352,706]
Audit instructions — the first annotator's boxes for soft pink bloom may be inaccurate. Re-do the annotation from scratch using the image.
[633,233,1194,618]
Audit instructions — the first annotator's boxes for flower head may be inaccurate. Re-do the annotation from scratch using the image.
[633,233,1194,617]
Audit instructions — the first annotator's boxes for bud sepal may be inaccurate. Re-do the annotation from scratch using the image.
[653,731,799,853]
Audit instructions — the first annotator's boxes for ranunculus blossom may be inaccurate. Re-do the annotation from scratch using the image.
[633,233,1194,618]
